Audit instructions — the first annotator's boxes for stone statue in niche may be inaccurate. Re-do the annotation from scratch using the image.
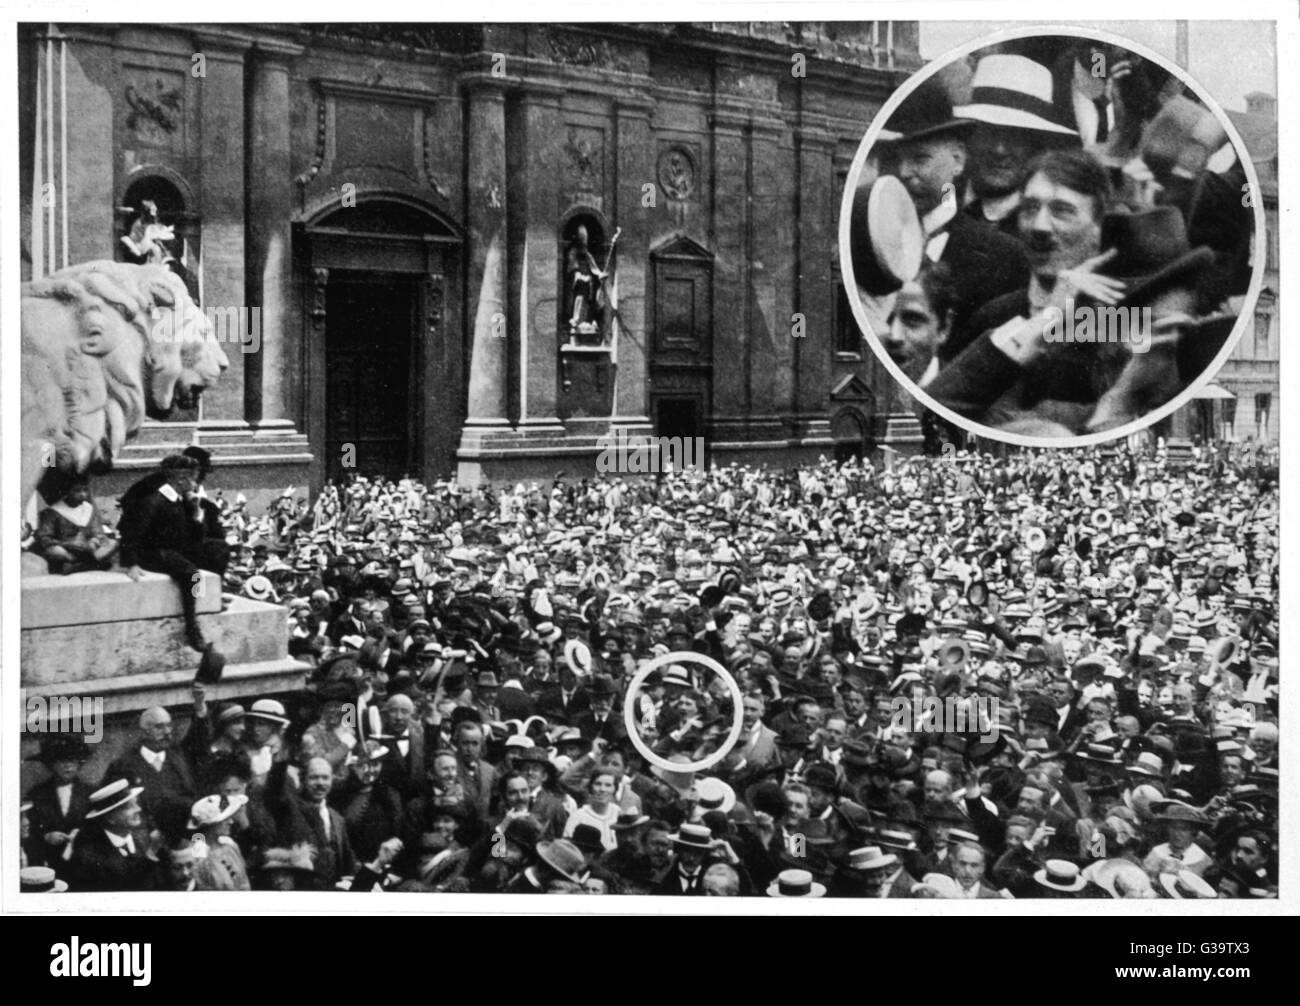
[564,224,608,338]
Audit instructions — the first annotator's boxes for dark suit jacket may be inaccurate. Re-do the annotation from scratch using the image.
[377,726,433,801]
[104,746,199,837]
[24,777,94,866]
[276,794,356,887]
[68,823,155,892]
[573,711,628,746]
[534,684,590,726]
[934,212,1030,363]
[118,486,204,567]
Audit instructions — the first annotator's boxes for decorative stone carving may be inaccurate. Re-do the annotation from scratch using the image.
[657,145,697,201]
[125,76,182,146]
[565,127,604,194]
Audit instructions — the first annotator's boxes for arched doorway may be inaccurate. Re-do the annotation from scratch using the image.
[300,198,462,484]
[832,408,868,464]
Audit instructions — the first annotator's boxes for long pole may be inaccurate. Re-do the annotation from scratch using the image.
[45,27,54,274]
[60,30,68,269]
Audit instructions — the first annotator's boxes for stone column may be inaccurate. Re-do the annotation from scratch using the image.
[517,82,565,429]
[795,112,836,425]
[749,114,791,436]
[708,106,750,433]
[245,40,302,432]
[462,78,510,431]
[611,95,654,425]
[193,30,252,428]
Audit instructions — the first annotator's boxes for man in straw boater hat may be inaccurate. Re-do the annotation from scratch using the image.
[952,51,1081,240]
[66,778,151,892]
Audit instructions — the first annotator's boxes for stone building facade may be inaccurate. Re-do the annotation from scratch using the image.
[20,22,924,503]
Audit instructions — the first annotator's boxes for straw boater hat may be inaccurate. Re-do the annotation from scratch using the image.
[20,866,69,893]
[246,698,290,727]
[1159,869,1217,900]
[1034,859,1088,893]
[536,839,588,884]
[766,868,827,898]
[85,778,145,820]
[954,54,1078,136]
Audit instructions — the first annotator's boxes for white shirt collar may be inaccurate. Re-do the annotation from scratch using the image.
[140,745,167,769]
[105,829,136,854]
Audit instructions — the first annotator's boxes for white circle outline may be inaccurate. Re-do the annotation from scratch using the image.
[837,23,1267,449]
[622,650,745,774]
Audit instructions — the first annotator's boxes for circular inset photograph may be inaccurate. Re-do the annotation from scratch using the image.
[840,28,1265,445]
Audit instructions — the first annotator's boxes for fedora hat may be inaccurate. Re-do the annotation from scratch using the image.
[954,54,1078,136]
[766,868,827,898]
[569,823,606,856]
[536,839,588,884]
[849,174,924,297]
[1034,859,1087,893]
[29,733,91,765]
[881,75,973,144]
[1126,751,1165,777]
[1152,801,1208,826]
[1099,207,1215,309]
[612,809,651,830]
[588,673,617,699]
[20,866,68,893]
[85,778,144,820]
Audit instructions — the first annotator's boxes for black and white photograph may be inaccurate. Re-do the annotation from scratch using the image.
[844,28,1272,445]
[2,8,1291,933]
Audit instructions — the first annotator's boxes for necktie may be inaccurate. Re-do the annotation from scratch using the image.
[319,803,331,840]
[57,783,72,817]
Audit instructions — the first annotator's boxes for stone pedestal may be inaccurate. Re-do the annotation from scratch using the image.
[22,571,309,714]
[20,570,310,789]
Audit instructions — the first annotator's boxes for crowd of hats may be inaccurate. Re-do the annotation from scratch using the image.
[23,439,1279,897]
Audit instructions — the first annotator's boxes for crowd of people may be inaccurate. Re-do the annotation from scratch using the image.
[21,440,1280,899]
[853,36,1255,437]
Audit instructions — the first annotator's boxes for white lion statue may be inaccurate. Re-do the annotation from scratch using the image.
[21,260,229,507]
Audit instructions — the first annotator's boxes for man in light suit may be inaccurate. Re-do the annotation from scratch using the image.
[454,721,497,821]
[737,694,780,772]
[950,841,1010,898]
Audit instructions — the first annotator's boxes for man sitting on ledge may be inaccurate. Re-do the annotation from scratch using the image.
[118,452,228,651]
